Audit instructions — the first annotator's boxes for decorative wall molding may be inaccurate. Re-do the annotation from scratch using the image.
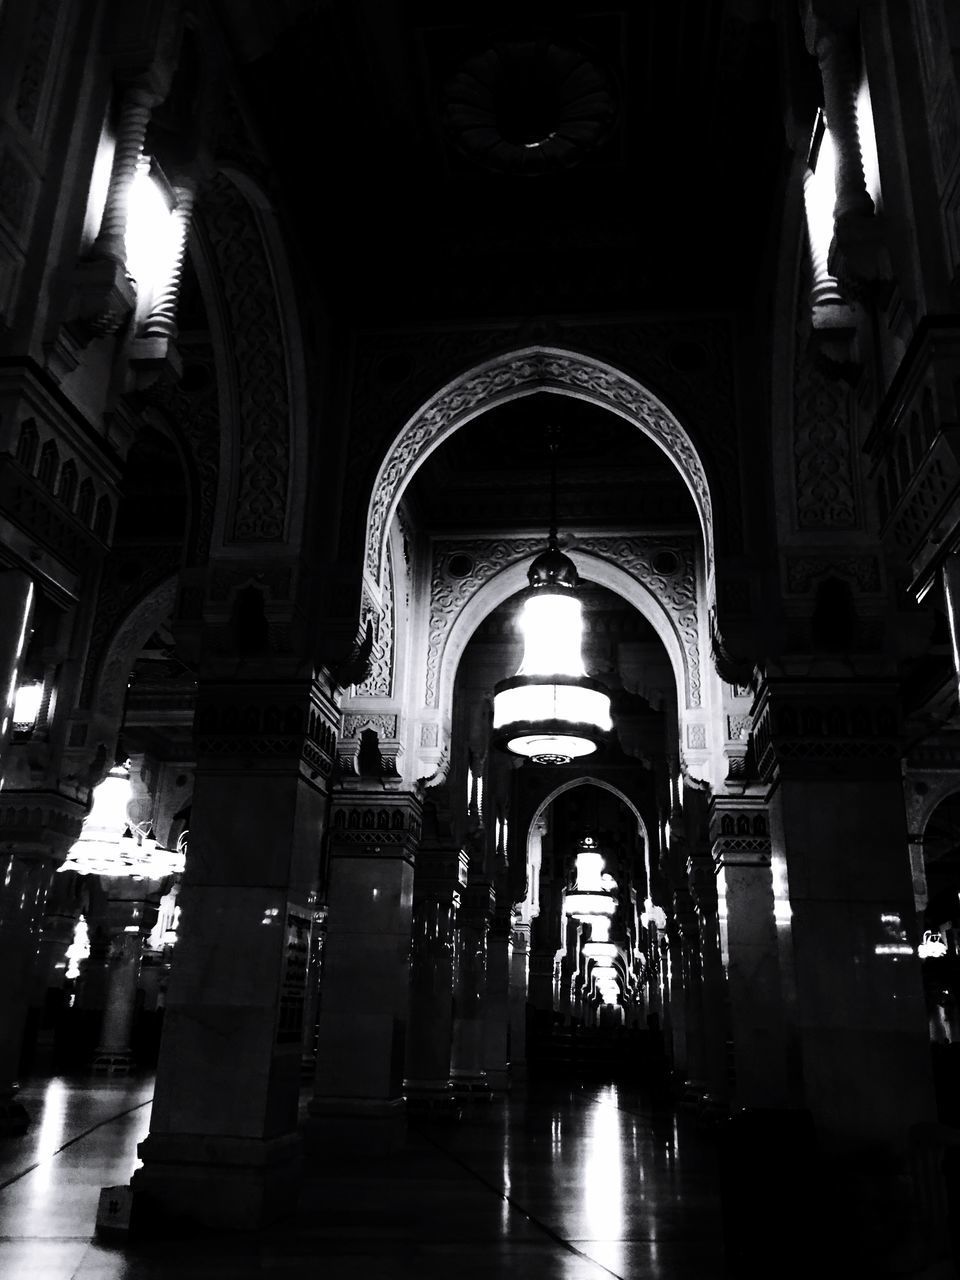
[202,173,290,543]
[576,535,701,706]
[341,713,398,740]
[784,552,882,594]
[355,542,394,696]
[793,287,858,529]
[424,531,703,712]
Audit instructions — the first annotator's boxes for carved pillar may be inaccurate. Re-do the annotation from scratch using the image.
[404,840,468,1106]
[753,677,937,1256]
[450,875,494,1096]
[308,789,421,1150]
[675,885,709,1103]
[132,676,337,1229]
[508,915,531,1083]
[711,793,790,1109]
[664,917,688,1081]
[802,167,846,307]
[93,85,159,265]
[482,894,513,1091]
[808,20,873,222]
[139,180,196,340]
[689,851,730,1105]
[91,876,162,1073]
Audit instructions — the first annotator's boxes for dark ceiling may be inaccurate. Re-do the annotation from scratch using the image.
[232,0,800,321]
[405,391,696,532]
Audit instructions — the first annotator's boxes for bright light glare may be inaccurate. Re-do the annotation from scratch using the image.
[494,682,611,733]
[856,71,882,211]
[584,941,619,960]
[805,118,837,269]
[126,158,179,319]
[13,681,43,728]
[518,592,585,676]
[565,891,617,918]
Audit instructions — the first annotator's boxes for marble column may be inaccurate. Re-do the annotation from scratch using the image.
[508,917,531,1083]
[404,841,468,1105]
[91,877,162,1073]
[664,918,688,1080]
[754,678,938,1260]
[450,876,493,1096]
[132,678,336,1229]
[808,20,873,223]
[0,788,82,1132]
[0,852,55,1131]
[308,789,421,1150]
[482,898,512,1091]
[689,854,731,1105]
[711,794,790,1109]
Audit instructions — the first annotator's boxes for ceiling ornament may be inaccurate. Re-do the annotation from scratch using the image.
[442,39,617,176]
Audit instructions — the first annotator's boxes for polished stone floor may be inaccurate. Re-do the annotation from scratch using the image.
[0,1074,727,1279]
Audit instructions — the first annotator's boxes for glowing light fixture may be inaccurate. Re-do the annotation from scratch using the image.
[918,930,948,960]
[12,680,43,737]
[564,834,618,920]
[59,760,184,878]
[492,429,612,765]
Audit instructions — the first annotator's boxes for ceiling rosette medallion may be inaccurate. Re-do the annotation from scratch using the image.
[442,39,618,176]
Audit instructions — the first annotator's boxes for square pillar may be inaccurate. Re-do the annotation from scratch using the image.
[132,678,336,1230]
[307,790,421,1151]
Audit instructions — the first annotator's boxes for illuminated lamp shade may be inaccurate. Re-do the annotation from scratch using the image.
[12,680,43,736]
[583,941,619,961]
[59,761,185,878]
[563,834,618,920]
[491,431,612,766]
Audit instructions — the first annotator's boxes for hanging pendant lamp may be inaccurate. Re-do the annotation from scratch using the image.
[492,429,612,765]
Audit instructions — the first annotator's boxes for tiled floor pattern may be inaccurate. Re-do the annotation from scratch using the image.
[0,1076,727,1278]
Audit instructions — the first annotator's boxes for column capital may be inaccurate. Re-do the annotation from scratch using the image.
[328,789,422,862]
[751,677,900,782]
[709,793,772,870]
[194,677,338,786]
[0,790,86,862]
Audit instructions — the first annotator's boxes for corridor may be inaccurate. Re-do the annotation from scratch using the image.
[0,1076,725,1279]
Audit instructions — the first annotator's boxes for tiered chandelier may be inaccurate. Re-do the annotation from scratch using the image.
[59,760,185,879]
[491,430,612,766]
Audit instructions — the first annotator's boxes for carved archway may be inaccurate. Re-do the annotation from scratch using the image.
[365,347,715,593]
[414,546,713,785]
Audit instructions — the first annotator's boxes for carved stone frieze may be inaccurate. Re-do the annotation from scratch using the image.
[364,348,715,584]
[201,173,289,543]
[194,682,337,781]
[341,713,398,740]
[355,543,394,696]
[142,345,220,564]
[784,552,882,594]
[426,536,543,707]
[575,535,702,707]
[329,792,422,856]
[425,531,703,709]
[753,683,900,782]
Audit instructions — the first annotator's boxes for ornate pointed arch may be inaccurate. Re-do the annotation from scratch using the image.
[365,347,715,593]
